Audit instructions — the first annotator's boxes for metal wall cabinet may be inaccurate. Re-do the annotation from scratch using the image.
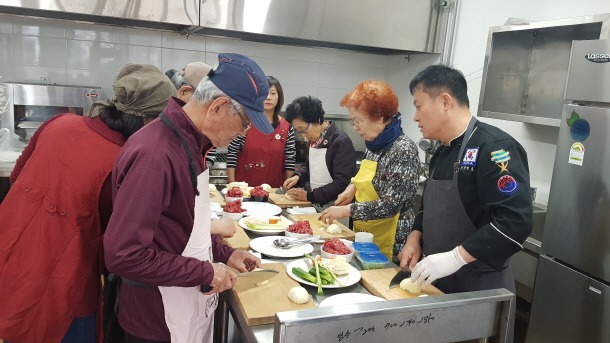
[196,0,450,54]
[477,14,610,127]
[0,0,199,28]
[0,0,453,54]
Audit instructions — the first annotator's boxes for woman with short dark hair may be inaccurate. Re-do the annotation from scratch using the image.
[283,96,357,208]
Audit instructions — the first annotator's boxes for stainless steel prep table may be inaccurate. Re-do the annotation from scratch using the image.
[214,209,514,343]
[219,238,380,343]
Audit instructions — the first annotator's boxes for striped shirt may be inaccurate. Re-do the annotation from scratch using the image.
[226,125,296,171]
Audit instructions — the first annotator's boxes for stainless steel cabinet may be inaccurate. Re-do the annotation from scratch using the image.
[527,255,610,342]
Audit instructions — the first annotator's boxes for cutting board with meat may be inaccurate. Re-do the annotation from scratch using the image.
[287,213,355,241]
[223,221,250,251]
[231,262,316,326]
[359,267,444,300]
[268,189,312,208]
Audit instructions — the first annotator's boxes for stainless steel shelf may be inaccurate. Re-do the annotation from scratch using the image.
[478,111,561,127]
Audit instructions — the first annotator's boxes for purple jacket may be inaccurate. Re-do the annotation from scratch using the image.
[104,97,234,341]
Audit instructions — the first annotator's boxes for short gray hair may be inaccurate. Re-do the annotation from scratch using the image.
[192,77,243,116]
[170,72,190,90]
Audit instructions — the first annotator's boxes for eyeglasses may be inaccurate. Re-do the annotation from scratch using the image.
[349,116,368,127]
[236,110,253,131]
[295,123,310,134]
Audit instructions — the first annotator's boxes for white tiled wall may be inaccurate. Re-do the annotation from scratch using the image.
[0,13,434,152]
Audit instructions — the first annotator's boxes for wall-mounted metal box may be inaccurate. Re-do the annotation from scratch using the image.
[477,14,610,127]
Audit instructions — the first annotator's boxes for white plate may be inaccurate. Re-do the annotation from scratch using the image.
[286,258,361,288]
[319,293,386,308]
[239,216,293,236]
[241,202,281,217]
[222,187,254,194]
[249,236,314,258]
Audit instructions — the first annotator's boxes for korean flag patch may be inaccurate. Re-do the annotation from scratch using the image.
[461,148,479,167]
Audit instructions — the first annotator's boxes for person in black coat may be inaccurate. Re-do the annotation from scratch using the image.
[283,96,357,207]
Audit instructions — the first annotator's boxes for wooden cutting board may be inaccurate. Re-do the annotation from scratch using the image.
[268,188,312,208]
[360,267,444,300]
[209,189,227,207]
[287,213,355,241]
[223,221,250,250]
[232,263,316,326]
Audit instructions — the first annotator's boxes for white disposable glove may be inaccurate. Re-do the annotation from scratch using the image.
[410,246,467,287]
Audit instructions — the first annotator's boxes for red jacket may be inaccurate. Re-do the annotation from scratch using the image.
[0,114,125,343]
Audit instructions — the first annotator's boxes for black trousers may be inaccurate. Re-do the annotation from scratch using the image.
[104,275,171,343]
[103,275,125,343]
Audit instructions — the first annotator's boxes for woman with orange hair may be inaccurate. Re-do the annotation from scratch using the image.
[321,80,420,263]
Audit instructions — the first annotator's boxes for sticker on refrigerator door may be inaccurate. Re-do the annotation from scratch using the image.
[570,119,590,141]
[568,143,585,166]
[567,111,590,141]
[567,111,579,126]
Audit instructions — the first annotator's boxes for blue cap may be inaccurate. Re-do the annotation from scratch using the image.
[208,53,274,134]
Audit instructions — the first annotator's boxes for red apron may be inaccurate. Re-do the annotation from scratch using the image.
[235,118,290,188]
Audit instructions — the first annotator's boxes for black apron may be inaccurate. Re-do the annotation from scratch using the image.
[422,117,515,342]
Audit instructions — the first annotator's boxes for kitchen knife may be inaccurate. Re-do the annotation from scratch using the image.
[275,186,288,194]
[201,269,279,292]
[237,269,279,285]
[387,266,412,290]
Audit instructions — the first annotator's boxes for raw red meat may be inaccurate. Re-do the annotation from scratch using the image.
[227,187,243,197]
[250,186,269,197]
[323,239,351,255]
[287,221,313,235]
[225,199,246,213]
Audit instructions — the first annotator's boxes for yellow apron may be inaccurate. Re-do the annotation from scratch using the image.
[352,159,400,260]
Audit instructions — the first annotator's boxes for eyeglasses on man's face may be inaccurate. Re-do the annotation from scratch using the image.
[349,116,367,127]
[295,123,310,134]
[236,110,252,132]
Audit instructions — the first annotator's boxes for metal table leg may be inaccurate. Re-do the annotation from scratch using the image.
[214,292,230,343]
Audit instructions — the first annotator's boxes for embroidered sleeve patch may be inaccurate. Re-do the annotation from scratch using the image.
[461,148,480,167]
[497,175,518,195]
[491,149,511,173]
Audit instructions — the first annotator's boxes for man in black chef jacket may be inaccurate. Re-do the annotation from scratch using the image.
[399,65,532,342]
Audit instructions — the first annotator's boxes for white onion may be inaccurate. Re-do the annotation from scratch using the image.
[400,278,422,294]
[326,224,342,234]
[288,286,309,304]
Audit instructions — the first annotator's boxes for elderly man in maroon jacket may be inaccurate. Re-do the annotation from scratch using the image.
[104,54,275,343]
